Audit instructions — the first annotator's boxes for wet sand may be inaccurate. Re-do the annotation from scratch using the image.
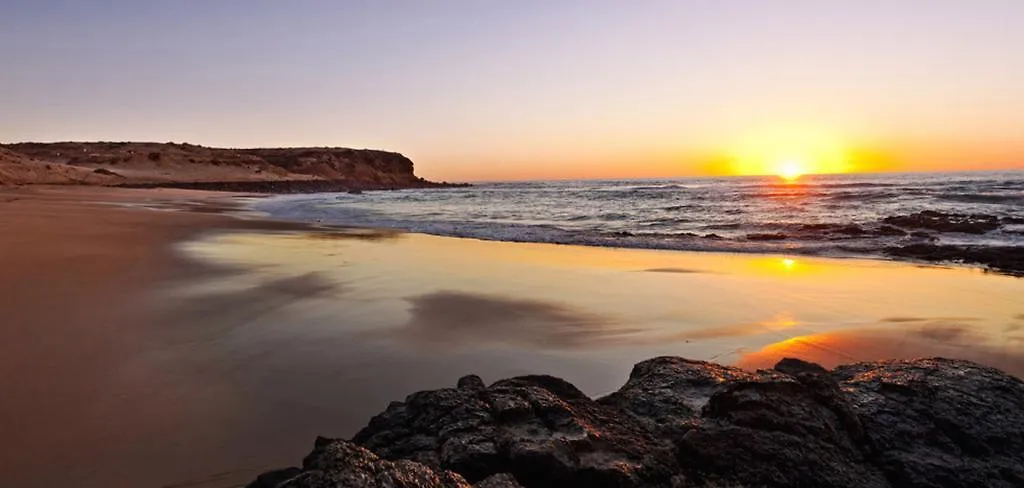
[0,186,314,488]
[2,186,1023,488]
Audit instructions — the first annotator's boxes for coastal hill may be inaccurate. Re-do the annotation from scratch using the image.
[0,142,451,192]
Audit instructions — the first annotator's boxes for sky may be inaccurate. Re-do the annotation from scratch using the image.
[2,1,1023,181]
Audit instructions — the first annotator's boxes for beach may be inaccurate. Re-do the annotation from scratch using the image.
[1,186,1022,488]
[0,186,306,487]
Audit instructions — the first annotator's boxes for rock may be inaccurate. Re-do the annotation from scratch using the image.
[351,374,675,487]
[247,467,303,488]
[457,375,486,391]
[885,244,1024,276]
[773,357,830,376]
[883,210,1001,234]
[260,437,471,488]
[254,357,1024,488]
[834,358,1024,488]
[598,357,759,437]
[473,473,523,488]
[679,378,889,487]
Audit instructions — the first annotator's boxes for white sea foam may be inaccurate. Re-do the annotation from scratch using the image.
[252,171,1024,259]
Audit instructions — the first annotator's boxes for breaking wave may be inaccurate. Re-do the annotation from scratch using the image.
[253,171,1024,262]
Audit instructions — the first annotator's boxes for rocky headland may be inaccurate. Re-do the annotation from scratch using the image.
[0,142,461,191]
[248,356,1024,488]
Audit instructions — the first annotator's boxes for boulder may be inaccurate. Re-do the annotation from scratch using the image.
[252,357,1024,488]
[247,437,471,488]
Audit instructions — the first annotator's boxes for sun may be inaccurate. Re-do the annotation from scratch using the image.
[776,160,805,182]
[723,127,853,179]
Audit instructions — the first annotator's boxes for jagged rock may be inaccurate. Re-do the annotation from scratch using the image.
[253,357,1024,488]
[834,358,1024,488]
[473,473,523,488]
[598,357,760,437]
[253,437,471,488]
[774,357,830,376]
[351,374,675,487]
[885,244,1024,276]
[678,368,887,487]
[457,375,486,391]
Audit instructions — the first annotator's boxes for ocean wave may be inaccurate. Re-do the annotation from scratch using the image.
[625,184,694,191]
[938,193,1023,205]
[815,182,899,188]
[827,190,904,201]
[252,172,1023,265]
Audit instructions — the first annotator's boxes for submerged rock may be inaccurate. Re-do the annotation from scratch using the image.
[251,357,1024,488]
[882,210,1002,234]
[886,244,1024,276]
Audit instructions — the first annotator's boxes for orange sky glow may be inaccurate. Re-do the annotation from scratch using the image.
[2,2,1023,182]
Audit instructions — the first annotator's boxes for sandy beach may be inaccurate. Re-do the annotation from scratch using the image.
[2,186,1022,488]
[0,186,307,487]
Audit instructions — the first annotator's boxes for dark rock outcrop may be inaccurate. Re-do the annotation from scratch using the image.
[247,437,472,488]
[252,357,1024,488]
[833,358,1024,487]
[885,244,1024,276]
[883,210,1001,235]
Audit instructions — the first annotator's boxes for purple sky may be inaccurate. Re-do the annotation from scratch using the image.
[2,1,1022,180]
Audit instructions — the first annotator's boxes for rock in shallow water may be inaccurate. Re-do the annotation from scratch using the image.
[250,357,1024,488]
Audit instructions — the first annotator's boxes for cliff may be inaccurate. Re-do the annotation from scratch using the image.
[249,356,1024,488]
[0,142,454,191]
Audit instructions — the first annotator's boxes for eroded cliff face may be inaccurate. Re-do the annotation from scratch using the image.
[0,142,442,190]
[240,148,419,185]
[249,357,1024,488]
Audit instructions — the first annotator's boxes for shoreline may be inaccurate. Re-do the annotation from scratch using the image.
[248,191,1024,278]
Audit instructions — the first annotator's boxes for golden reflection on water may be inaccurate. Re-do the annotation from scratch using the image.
[177,230,1024,373]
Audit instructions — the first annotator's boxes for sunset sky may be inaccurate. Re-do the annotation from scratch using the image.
[2,1,1023,181]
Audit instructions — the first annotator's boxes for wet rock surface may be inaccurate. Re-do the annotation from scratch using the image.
[251,357,1024,488]
[882,210,1003,235]
[885,244,1024,276]
[247,437,472,488]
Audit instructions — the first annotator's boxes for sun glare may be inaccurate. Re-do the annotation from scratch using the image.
[725,128,853,179]
[777,161,804,182]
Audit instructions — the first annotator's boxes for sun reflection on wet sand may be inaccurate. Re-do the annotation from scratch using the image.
[178,230,1024,370]
[738,324,1024,378]
[55,228,1017,487]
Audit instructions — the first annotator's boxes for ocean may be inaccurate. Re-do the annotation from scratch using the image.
[253,171,1023,263]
